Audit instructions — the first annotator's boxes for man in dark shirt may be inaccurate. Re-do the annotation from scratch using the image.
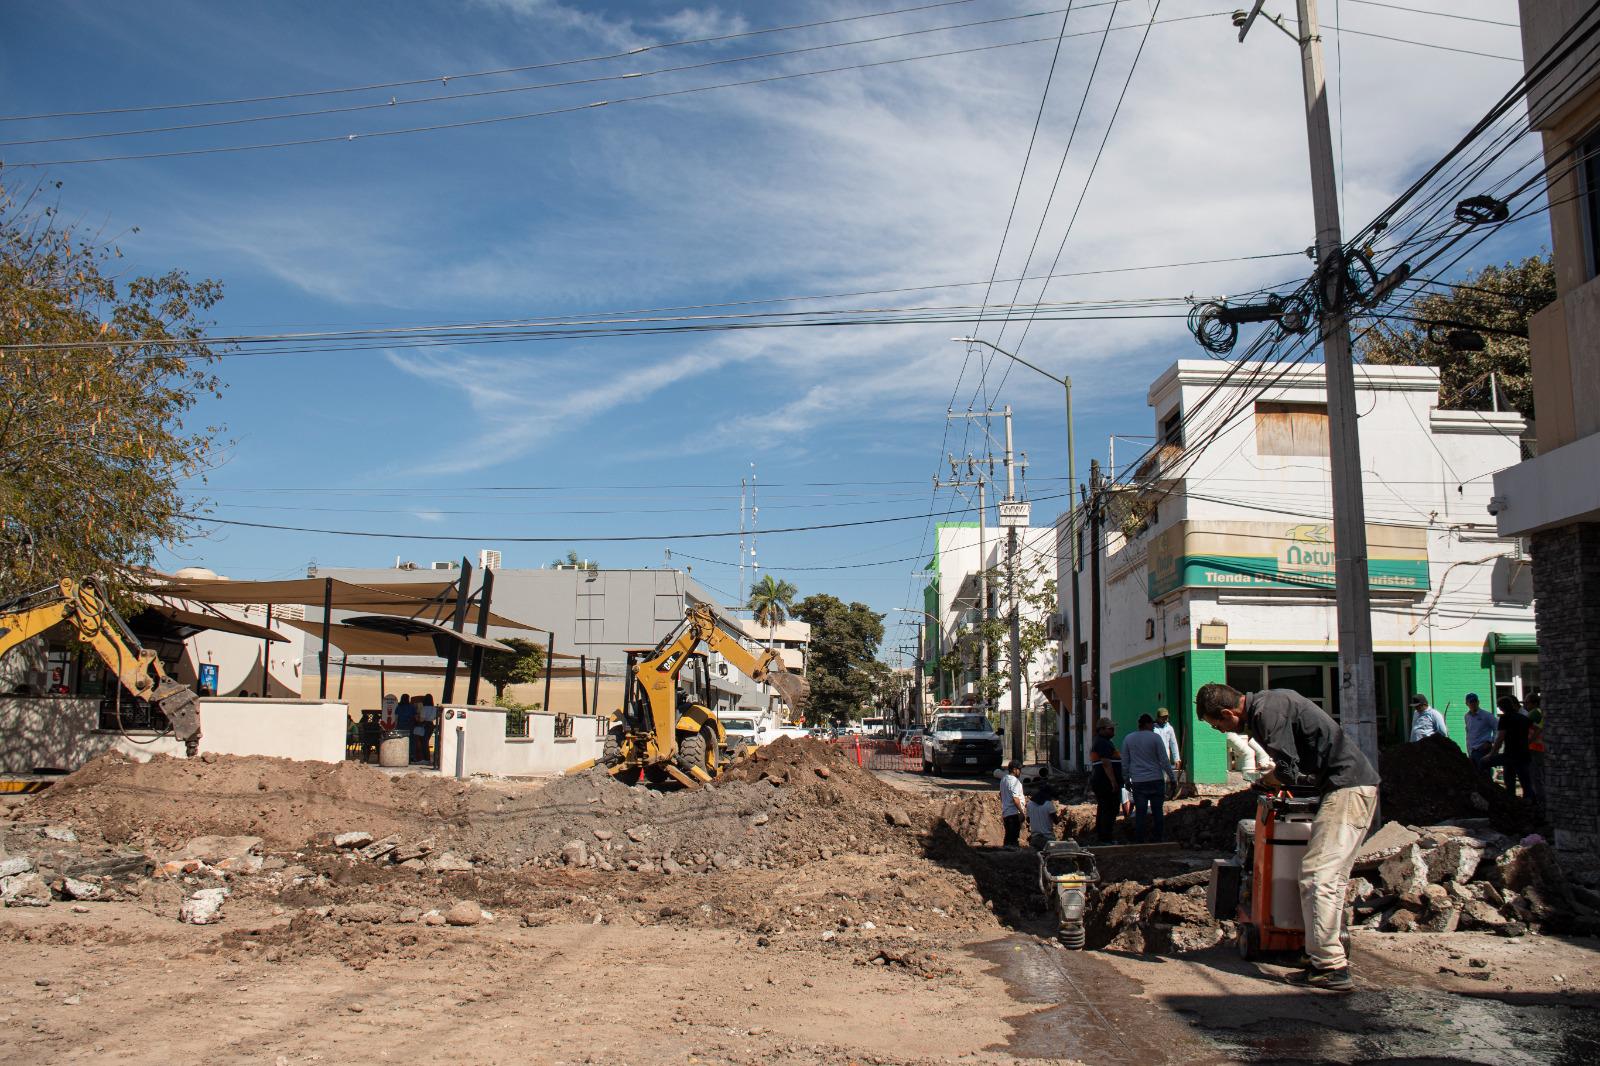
[1487,694,1535,802]
[1197,684,1379,993]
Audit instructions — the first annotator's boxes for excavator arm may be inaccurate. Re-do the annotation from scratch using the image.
[0,578,201,756]
[685,606,810,717]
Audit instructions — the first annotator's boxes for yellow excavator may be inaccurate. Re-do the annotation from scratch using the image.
[0,577,202,755]
[596,603,808,786]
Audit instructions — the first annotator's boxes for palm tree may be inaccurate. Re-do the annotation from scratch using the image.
[747,574,798,650]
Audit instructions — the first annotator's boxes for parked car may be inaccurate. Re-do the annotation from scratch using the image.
[920,713,1002,775]
[719,710,776,757]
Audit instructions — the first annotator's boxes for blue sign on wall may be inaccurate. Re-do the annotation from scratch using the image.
[198,662,219,694]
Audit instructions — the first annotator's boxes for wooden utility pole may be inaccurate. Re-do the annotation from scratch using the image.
[1241,0,1379,765]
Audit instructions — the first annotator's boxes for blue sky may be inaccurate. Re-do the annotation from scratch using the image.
[1,1,1542,658]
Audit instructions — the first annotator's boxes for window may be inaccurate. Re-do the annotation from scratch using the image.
[1226,661,1330,713]
[1493,657,1541,707]
[1255,402,1330,457]
[1159,408,1184,447]
[1582,125,1600,280]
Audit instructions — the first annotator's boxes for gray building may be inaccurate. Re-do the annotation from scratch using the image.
[305,563,765,714]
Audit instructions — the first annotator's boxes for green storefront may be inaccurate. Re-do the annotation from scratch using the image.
[1107,520,1536,784]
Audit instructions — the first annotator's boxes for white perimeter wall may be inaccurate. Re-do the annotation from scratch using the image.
[0,696,348,773]
[433,705,606,778]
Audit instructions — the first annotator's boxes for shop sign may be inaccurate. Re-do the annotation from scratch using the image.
[1146,520,1429,599]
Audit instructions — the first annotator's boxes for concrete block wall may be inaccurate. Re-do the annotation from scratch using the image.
[1530,522,1600,877]
[0,696,349,773]
[433,705,606,778]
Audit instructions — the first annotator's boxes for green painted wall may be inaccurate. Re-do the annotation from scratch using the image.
[1185,649,1229,784]
[1412,650,1495,748]
[1108,649,1230,784]
[1108,657,1165,740]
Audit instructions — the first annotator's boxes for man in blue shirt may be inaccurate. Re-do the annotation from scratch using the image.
[1408,694,1448,742]
[1121,714,1176,843]
[1463,692,1496,771]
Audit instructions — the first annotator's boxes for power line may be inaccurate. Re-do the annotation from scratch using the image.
[0,0,991,122]
[0,4,1103,149]
[183,488,1076,543]
[1344,1,1521,29]
[2,12,1234,168]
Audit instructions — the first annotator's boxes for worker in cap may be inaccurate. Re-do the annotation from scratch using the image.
[1408,693,1447,742]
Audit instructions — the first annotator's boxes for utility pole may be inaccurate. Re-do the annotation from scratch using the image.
[935,440,993,701]
[1001,406,1025,766]
[1239,0,1378,764]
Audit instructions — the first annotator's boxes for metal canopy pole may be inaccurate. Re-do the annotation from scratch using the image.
[465,566,494,706]
[318,578,332,699]
[543,633,554,712]
[441,557,473,705]
[337,656,348,699]
[262,604,273,696]
[579,654,589,716]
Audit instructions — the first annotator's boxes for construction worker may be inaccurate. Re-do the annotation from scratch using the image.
[1407,694,1448,742]
[1088,718,1122,844]
[1463,692,1496,772]
[1121,713,1177,842]
[1153,707,1182,776]
[1196,682,1378,993]
[999,761,1025,849]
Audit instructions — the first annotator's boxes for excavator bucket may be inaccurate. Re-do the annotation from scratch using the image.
[154,683,202,757]
[765,669,810,718]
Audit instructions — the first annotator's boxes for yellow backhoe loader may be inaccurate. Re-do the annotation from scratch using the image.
[0,577,202,755]
[596,603,808,787]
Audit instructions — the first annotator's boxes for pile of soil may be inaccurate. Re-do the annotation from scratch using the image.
[1379,735,1537,833]
[1085,872,1227,954]
[31,752,481,849]
[32,740,935,876]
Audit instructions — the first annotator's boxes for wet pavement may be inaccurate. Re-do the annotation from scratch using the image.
[976,934,1600,1065]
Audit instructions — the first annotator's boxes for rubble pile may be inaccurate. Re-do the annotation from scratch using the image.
[1349,820,1599,936]
[1086,869,1225,954]
[1379,735,1537,832]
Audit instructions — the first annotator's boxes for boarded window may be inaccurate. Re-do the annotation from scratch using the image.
[1159,408,1184,446]
[1254,401,1329,456]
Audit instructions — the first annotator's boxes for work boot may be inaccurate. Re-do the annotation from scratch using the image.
[1286,967,1353,992]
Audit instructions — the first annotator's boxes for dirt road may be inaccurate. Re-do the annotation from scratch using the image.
[4,744,1597,1064]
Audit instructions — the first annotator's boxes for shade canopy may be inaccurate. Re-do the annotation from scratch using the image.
[145,576,544,631]
[132,604,287,643]
[280,616,511,658]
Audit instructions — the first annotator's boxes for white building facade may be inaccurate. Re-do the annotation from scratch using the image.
[1056,360,1537,783]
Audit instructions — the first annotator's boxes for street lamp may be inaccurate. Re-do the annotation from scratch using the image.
[894,608,941,722]
[950,338,1078,770]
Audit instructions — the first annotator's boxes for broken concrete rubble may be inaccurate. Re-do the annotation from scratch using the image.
[180,886,229,925]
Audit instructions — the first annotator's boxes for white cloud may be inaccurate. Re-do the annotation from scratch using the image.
[162,1,1533,473]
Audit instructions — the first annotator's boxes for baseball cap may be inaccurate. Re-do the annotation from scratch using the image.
[1465,692,1480,703]
[1156,707,1171,719]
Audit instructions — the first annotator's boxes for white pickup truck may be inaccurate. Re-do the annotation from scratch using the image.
[920,712,1004,776]
[719,710,776,756]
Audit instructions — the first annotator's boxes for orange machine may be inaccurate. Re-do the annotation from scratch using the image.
[1211,792,1319,960]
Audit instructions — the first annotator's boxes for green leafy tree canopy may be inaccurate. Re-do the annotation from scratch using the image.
[792,593,884,724]
[480,637,546,699]
[0,182,227,604]
[1361,253,1553,419]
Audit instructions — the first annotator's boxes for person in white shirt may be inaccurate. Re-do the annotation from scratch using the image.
[1153,707,1182,773]
[999,761,1025,848]
[1408,694,1448,743]
[1026,786,1059,849]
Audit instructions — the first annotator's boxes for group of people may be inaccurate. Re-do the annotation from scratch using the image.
[391,692,440,765]
[1415,689,1544,805]
[1086,707,1182,844]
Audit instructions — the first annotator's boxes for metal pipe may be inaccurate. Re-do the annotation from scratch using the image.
[318,578,332,699]
[465,567,494,706]
[454,724,466,779]
[543,632,554,712]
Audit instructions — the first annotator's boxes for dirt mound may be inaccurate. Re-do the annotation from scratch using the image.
[1085,874,1228,954]
[1380,735,1537,833]
[936,793,1003,848]
[31,752,482,849]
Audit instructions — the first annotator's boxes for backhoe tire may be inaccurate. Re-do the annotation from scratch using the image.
[675,732,708,775]
[602,727,624,766]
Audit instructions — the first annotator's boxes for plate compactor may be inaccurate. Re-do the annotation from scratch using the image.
[1209,793,1321,960]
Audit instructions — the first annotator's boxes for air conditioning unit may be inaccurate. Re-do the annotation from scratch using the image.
[478,549,502,571]
[431,561,455,570]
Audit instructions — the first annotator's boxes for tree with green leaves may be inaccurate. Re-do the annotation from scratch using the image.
[0,183,227,605]
[550,550,597,570]
[480,637,546,699]
[941,556,1058,713]
[792,593,884,724]
[746,573,797,648]
[1361,253,1553,419]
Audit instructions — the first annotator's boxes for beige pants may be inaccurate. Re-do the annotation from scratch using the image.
[1299,784,1378,970]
